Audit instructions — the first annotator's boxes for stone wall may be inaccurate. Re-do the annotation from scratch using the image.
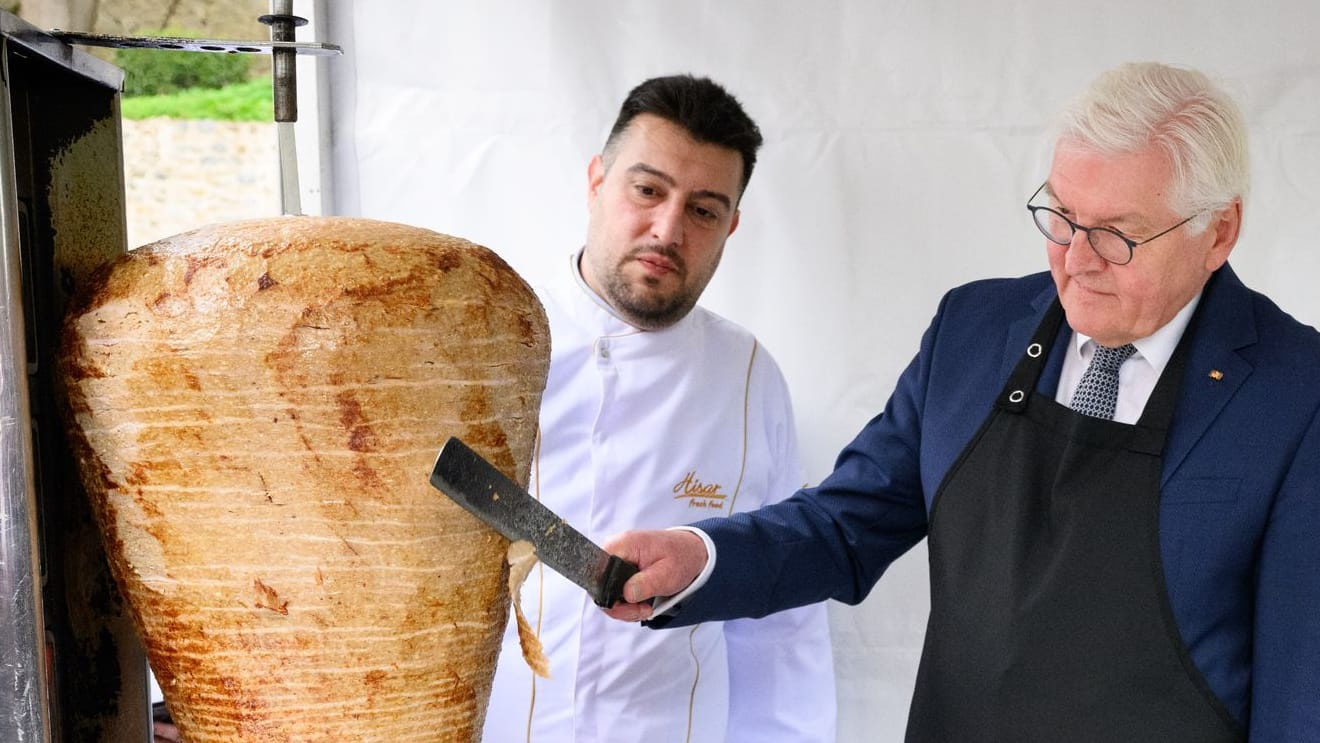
[122,117,278,248]
[16,3,291,246]
[94,0,269,38]
[16,0,268,39]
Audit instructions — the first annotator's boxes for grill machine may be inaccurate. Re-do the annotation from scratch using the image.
[0,6,338,740]
[0,11,141,741]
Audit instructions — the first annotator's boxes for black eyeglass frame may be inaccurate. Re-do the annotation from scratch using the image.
[1026,182,1199,266]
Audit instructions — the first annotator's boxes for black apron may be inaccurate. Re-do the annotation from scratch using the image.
[905,299,1244,743]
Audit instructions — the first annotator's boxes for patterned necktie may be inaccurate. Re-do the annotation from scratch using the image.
[1069,343,1136,420]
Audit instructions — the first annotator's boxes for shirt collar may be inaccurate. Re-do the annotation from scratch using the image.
[568,248,626,320]
[565,248,696,336]
[564,249,655,337]
[1071,292,1202,375]
[564,249,609,314]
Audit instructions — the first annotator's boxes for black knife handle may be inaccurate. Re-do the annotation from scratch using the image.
[596,555,640,608]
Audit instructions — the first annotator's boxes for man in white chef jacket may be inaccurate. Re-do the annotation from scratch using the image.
[481,75,836,743]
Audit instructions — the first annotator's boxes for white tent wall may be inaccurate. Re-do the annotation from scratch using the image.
[322,2,1319,740]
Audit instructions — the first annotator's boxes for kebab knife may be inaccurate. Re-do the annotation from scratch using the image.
[429,437,639,608]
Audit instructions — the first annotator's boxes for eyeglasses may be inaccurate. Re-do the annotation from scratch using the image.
[1026,182,1198,266]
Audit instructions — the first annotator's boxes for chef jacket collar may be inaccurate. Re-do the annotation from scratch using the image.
[569,249,625,321]
[567,249,696,336]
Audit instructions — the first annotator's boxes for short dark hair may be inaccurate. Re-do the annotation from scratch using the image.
[603,75,763,196]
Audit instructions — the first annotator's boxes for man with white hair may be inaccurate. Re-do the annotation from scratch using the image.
[605,62,1320,741]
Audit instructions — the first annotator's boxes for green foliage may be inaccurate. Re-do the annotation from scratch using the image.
[116,28,259,97]
[121,77,274,122]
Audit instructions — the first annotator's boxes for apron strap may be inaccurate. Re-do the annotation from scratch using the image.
[1135,280,1213,433]
[996,299,1065,414]
[992,278,1218,454]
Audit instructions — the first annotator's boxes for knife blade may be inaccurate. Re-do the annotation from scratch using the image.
[429,437,639,608]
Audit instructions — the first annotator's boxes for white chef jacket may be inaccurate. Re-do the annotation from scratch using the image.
[482,253,836,743]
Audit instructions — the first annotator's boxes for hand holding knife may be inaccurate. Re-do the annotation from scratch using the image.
[429,437,711,619]
[429,437,640,608]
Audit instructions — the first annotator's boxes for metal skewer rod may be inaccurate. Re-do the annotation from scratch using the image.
[259,1,305,215]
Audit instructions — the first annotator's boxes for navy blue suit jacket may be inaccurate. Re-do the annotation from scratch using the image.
[672,265,1320,740]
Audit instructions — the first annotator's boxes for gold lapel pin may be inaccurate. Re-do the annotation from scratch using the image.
[1209,369,1224,381]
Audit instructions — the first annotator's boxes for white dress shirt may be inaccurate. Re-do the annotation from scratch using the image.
[1055,294,1202,424]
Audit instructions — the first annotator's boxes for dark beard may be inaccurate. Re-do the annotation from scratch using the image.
[601,246,697,330]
